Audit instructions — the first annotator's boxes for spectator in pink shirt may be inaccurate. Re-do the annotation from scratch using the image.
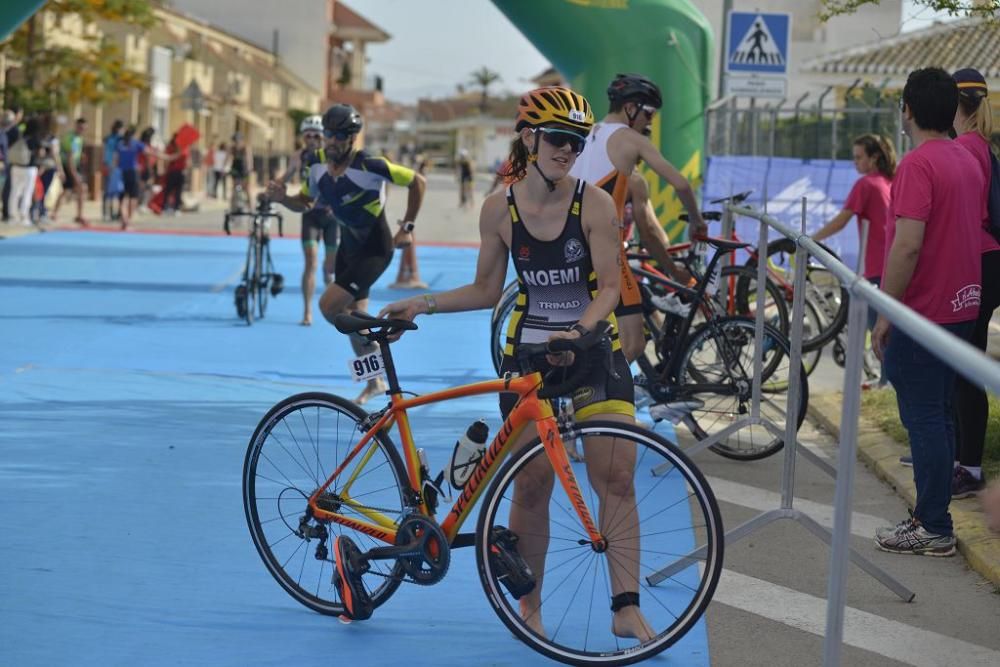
[813,133,896,387]
[951,67,999,501]
[871,67,983,556]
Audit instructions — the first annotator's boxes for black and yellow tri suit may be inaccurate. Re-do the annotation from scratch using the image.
[499,178,634,420]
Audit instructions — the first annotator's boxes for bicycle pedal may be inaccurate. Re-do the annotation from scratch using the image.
[489,527,535,600]
[333,536,374,621]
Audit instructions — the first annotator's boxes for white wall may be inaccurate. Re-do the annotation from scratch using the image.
[690,0,902,102]
[168,0,327,95]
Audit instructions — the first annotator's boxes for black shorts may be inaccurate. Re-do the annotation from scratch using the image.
[498,344,634,421]
[122,169,140,198]
[302,208,339,250]
[334,218,393,301]
[63,166,78,189]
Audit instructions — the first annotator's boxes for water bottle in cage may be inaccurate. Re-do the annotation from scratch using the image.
[446,419,489,490]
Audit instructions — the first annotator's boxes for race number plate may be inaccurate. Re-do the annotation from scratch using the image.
[350,351,386,382]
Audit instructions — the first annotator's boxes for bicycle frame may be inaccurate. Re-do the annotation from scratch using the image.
[306,372,602,548]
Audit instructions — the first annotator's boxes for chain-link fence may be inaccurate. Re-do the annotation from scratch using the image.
[706,93,906,160]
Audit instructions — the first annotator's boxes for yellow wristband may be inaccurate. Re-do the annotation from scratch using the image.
[422,294,437,315]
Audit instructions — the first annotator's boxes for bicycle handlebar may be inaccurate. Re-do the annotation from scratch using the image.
[515,321,613,400]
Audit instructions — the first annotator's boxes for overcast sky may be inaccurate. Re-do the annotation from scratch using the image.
[347,0,958,104]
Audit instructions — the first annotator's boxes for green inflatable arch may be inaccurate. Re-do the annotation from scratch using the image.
[492,0,713,240]
[0,0,44,41]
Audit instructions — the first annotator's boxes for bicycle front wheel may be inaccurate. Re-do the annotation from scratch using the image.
[475,421,723,666]
[677,317,808,461]
[256,236,269,320]
[243,392,408,616]
[243,236,257,326]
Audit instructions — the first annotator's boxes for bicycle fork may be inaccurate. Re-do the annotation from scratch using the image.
[536,417,607,552]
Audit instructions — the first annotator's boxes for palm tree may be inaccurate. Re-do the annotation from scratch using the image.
[470,66,502,112]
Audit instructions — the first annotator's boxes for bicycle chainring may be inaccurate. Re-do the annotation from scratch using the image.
[394,514,450,586]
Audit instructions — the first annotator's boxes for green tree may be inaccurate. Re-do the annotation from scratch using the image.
[2,0,155,112]
[821,0,999,20]
[469,66,502,112]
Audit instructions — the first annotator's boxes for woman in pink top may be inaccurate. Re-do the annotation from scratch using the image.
[951,68,998,499]
[813,133,896,386]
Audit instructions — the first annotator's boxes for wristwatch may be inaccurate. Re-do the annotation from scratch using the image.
[399,220,415,233]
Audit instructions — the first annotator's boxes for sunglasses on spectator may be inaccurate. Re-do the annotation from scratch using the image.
[534,127,587,154]
[324,129,356,140]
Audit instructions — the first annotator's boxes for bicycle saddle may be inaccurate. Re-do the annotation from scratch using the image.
[702,236,750,252]
[709,190,753,205]
[333,311,417,335]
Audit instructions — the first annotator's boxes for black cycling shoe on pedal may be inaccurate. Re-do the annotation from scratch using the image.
[489,526,536,599]
[333,535,373,620]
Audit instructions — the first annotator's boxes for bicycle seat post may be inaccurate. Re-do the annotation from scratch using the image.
[375,336,402,395]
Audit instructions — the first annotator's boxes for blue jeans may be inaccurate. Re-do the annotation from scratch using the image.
[883,320,973,536]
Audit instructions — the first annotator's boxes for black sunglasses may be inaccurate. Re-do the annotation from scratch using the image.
[324,129,356,140]
[535,127,587,155]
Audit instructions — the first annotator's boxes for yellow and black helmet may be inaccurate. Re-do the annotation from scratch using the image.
[515,86,594,134]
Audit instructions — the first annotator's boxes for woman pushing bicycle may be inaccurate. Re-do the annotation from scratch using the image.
[379,87,653,641]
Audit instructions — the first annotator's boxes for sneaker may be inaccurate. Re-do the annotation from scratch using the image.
[899,454,912,466]
[952,467,985,499]
[333,535,373,620]
[875,518,956,556]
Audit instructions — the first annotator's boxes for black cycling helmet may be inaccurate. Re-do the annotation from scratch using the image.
[607,73,663,109]
[322,104,363,136]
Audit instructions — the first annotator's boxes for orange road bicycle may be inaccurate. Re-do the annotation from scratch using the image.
[243,313,724,666]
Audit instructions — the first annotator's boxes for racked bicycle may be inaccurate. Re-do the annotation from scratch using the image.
[243,314,724,666]
[226,194,284,325]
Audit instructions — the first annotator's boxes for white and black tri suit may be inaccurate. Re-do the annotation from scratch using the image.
[499,179,634,420]
[308,151,416,300]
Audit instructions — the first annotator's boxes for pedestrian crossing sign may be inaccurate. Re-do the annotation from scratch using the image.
[726,11,790,76]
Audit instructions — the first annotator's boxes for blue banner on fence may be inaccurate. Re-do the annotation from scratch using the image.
[703,156,863,272]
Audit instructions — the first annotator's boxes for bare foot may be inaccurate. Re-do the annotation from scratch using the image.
[519,600,546,638]
[354,377,387,406]
[612,606,654,642]
[300,314,312,326]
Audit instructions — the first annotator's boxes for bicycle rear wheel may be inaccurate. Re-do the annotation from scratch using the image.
[490,280,519,375]
[752,238,848,351]
[243,392,408,616]
[476,421,723,666]
[677,317,808,461]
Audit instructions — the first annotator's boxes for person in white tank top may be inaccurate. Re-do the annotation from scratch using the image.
[571,73,708,363]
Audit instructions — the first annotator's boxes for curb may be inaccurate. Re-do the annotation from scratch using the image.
[808,391,1000,588]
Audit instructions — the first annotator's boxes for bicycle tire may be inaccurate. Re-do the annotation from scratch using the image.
[256,235,268,320]
[475,420,724,666]
[750,238,849,351]
[490,280,519,375]
[243,392,408,616]
[243,235,257,326]
[677,317,808,461]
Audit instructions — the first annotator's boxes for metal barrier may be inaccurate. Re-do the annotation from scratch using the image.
[725,200,1000,665]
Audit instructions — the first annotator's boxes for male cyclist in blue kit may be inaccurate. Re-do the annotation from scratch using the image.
[277,115,338,326]
[267,104,426,404]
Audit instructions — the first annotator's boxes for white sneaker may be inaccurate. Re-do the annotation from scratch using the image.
[650,293,691,317]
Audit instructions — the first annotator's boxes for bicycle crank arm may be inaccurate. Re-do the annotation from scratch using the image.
[363,540,425,562]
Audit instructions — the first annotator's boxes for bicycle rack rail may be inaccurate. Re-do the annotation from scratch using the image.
[647,197,922,666]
